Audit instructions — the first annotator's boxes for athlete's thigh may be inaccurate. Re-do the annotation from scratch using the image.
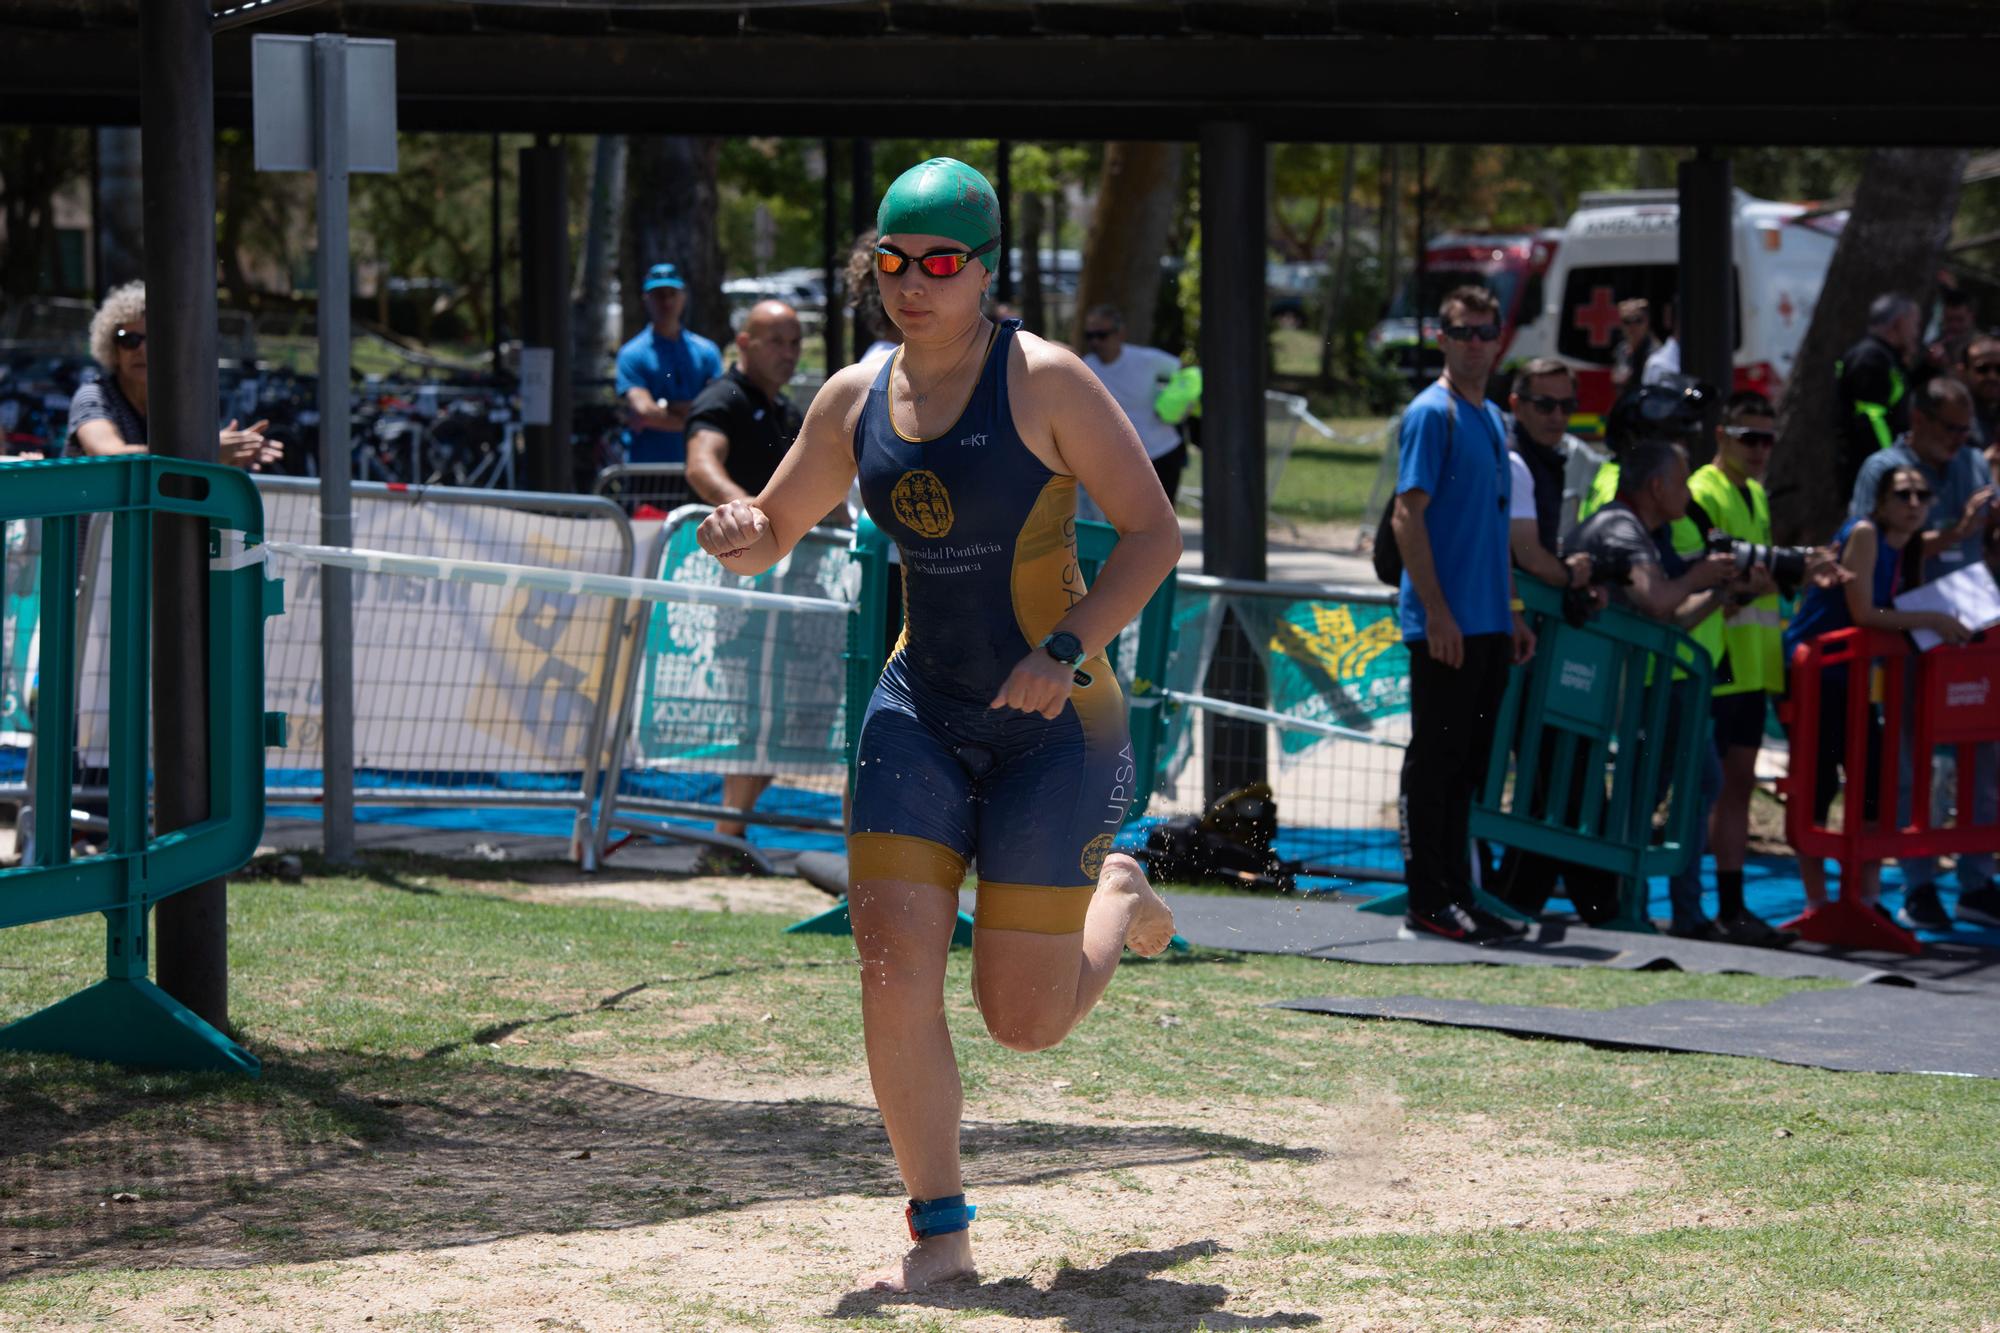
[849,678,976,874]
[970,921,1085,1031]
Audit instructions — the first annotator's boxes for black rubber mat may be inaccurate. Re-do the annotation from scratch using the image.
[1276,988,2000,1078]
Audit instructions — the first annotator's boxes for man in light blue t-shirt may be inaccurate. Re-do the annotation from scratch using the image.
[1391,285,1536,947]
[615,262,724,465]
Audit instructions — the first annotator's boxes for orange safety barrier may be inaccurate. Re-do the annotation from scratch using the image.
[1782,627,2000,954]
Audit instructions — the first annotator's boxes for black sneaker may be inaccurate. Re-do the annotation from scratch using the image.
[1896,886,1954,933]
[1467,903,1532,940]
[1401,903,1513,946]
[1664,917,1723,942]
[1715,910,1797,950]
[1955,886,2000,928]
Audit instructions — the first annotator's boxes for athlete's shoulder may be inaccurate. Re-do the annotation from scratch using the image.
[805,360,879,420]
[1008,326,1096,391]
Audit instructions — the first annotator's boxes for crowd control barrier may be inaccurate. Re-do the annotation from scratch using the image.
[0,458,284,1075]
[72,478,635,865]
[1785,626,2000,951]
[594,462,695,518]
[1361,578,1716,930]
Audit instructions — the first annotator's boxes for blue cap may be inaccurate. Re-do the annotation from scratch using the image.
[643,262,685,292]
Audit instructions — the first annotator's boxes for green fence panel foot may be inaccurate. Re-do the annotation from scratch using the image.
[786,902,976,948]
[0,977,261,1077]
[1168,934,1190,953]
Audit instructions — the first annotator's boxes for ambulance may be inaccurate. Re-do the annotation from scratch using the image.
[1368,229,1564,390]
[1522,189,1845,425]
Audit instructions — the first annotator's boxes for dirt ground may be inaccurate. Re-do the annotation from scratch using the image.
[1,874,1702,1333]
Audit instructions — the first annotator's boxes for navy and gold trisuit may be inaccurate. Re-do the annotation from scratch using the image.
[848,319,1136,934]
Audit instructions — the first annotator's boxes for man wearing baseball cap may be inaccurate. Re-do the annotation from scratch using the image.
[615,261,724,464]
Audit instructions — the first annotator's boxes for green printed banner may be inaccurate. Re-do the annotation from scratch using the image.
[2,519,39,744]
[1231,595,1410,756]
[630,517,858,775]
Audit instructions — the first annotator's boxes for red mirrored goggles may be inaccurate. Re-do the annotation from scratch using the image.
[874,237,999,279]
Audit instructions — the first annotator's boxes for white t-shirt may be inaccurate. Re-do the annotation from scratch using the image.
[1641,336,1682,387]
[1508,451,1538,522]
[1083,344,1183,459]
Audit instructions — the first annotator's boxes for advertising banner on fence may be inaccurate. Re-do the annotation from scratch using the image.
[628,516,857,776]
[1233,594,1411,758]
[1,520,37,748]
[77,486,632,777]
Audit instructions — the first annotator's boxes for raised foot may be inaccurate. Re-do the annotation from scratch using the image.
[862,1231,977,1294]
[1105,856,1176,958]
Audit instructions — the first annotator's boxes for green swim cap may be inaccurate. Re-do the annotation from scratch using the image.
[877,157,1001,271]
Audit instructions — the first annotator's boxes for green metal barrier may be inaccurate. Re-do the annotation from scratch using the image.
[791,517,1178,943]
[1361,577,1714,932]
[0,458,285,1075]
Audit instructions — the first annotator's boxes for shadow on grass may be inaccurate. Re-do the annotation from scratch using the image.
[0,1051,1314,1282]
[831,1240,1321,1331]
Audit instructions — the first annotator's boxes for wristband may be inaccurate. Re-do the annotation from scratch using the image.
[1509,598,1525,612]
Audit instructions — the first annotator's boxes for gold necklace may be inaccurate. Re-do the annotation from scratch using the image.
[902,321,990,408]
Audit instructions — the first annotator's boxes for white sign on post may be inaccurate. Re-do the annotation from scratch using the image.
[252,35,398,175]
[519,348,555,426]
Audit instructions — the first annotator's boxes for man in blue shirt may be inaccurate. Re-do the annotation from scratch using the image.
[615,262,725,465]
[1392,285,1537,945]
[1845,373,2000,933]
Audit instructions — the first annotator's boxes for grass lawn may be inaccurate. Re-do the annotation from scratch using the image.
[1188,416,1393,529]
[2,854,1996,1331]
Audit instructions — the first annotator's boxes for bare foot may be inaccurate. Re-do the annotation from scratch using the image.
[1102,853,1176,957]
[862,1231,977,1293]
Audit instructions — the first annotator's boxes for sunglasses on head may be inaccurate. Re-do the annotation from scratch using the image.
[1519,393,1578,414]
[1441,322,1502,343]
[113,327,146,350]
[1893,486,1935,503]
[1723,425,1777,448]
[875,237,999,279]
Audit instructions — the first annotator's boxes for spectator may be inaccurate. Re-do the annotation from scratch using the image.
[1930,287,1977,369]
[1391,284,1536,946]
[1563,439,1738,938]
[1079,304,1188,504]
[1684,391,1815,947]
[1783,464,1973,919]
[615,262,724,465]
[1493,358,1610,920]
[1641,299,1681,387]
[1956,333,2000,447]
[64,281,279,469]
[1836,292,1921,493]
[1610,298,1657,393]
[682,299,808,875]
[1848,376,2000,932]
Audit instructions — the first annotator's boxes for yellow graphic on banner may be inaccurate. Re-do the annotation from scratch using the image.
[1270,603,1401,681]
[891,469,956,539]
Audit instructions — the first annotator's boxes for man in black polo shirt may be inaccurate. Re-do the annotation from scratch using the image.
[685,299,805,874]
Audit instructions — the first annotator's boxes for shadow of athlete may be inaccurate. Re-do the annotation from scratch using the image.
[697,157,1183,1293]
[831,1241,1324,1330]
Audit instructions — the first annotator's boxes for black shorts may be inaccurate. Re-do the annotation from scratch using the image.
[1710,691,1770,751]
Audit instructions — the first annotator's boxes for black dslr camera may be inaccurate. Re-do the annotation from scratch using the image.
[1563,546,1638,626]
[1703,530,1813,588]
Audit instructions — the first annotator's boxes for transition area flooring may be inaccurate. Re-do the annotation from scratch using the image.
[1277,988,2000,1079]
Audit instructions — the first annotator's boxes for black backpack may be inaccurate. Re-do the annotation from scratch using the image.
[1372,397,1457,586]
[1138,782,1299,893]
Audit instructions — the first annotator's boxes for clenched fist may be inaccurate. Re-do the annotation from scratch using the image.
[697,499,771,561]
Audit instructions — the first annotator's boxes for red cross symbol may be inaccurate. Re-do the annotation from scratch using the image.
[1573,285,1621,349]
[1777,291,1796,325]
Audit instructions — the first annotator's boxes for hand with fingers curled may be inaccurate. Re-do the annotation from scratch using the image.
[697,498,771,563]
[988,650,1078,720]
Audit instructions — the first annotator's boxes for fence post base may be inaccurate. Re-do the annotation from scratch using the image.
[784,901,976,948]
[0,976,260,1076]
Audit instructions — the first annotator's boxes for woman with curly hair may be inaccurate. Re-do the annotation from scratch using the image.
[64,280,279,469]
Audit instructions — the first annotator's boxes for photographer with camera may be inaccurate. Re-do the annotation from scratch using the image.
[1680,391,1832,947]
[1564,438,1740,937]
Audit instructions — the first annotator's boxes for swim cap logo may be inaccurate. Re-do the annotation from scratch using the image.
[891,469,955,539]
[1080,833,1115,880]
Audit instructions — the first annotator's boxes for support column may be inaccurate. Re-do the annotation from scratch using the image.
[518,141,573,492]
[996,140,1015,305]
[1198,121,1268,802]
[1678,150,1735,464]
[849,138,875,360]
[140,0,225,1027]
[822,138,843,369]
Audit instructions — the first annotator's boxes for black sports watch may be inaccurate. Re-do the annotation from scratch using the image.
[1039,632,1093,687]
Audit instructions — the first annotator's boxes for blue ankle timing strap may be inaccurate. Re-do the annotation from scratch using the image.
[905,1193,976,1240]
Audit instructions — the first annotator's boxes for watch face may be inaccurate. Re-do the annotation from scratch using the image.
[1045,632,1083,664]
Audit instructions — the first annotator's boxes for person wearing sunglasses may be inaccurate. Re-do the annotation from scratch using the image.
[1953,333,2000,449]
[1783,464,1975,937]
[614,261,724,466]
[1835,292,1921,494]
[694,157,1182,1296]
[1609,297,1657,394]
[1078,304,1188,504]
[63,280,278,469]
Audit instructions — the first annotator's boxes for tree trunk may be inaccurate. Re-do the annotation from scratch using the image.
[621,135,726,344]
[575,133,625,377]
[1318,145,1358,386]
[1767,148,1969,543]
[1071,142,1183,349]
[1019,189,1046,335]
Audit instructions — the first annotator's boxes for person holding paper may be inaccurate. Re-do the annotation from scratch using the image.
[1784,465,1974,921]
